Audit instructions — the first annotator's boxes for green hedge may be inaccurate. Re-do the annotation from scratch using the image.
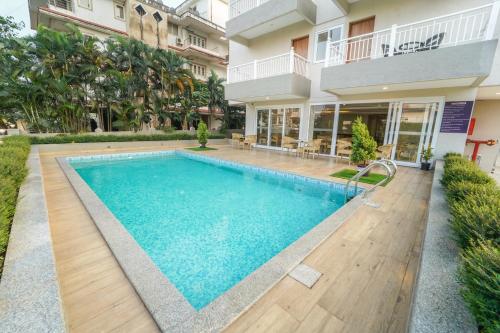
[442,154,500,332]
[458,242,500,333]
[0,136,31,276]
[29,132,226,144]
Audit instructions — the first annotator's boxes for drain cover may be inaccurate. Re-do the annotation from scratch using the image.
[288,263,322,288]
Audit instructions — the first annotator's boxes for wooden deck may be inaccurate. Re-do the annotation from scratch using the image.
[39,144,432,333]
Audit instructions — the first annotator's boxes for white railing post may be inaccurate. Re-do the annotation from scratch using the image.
[253,60,257,79]
[388,24,397,57]
[289,47,295,73]
[324,37,331,67]
[485,1,500,40]
[226,68,230,84]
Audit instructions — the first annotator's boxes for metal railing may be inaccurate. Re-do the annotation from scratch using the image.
[344,159,397,203]
[326,2,500,66]
[227,48,309,83]
[49,0,73,11]
[229,0,270,19]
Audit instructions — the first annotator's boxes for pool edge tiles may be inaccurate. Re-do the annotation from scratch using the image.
[58,151,364,333]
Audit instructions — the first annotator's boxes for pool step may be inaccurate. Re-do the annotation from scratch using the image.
[288,263,322,288]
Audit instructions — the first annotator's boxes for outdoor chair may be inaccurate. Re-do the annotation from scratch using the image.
[231,133,244,148]
[376,144,394,160]
[382,32,445,56]
[282,136,297,152]
[304,139,322,159]
[243,135,257,150]
[336,139,352,164]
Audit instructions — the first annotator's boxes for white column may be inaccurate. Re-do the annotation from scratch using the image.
[253,60,257,79]
[388,24,398,57]
[289,47,295,74]
[324,37,331,67]
[331,103,340,156]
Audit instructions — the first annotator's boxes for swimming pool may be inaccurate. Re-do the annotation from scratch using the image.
[62,151,361,331]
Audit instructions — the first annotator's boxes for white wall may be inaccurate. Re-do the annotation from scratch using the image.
[464,100,500,172]
[69,0,127,32]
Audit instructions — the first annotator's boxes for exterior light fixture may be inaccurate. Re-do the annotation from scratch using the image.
[135,5,147,41]
[153,12,163,48]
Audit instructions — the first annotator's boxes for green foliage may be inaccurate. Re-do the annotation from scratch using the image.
[421,146,433,162]
[458,242,500,333]
[441,153,500,333]
[29,132,224,144]
[449,191,500,249]
[197,121,208,147]
[350,117,377,165]
[0,136,30,276]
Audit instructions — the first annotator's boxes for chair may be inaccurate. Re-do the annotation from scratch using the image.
[282,136,297,152]
[304,139,322,159]
[418,32,445,51]
[336,139,352,164]
[376,144,394,160]
[231,133,244,148]
[243,135,256,150]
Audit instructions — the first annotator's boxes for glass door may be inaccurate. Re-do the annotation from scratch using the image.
[270,108,284,147]
[284,108,300,140]
[388,101,440,166]
[257,109,269,146]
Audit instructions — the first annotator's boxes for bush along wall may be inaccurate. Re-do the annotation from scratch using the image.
[441,153,500,333]
[29,132,226,144]
[0,136,31,276]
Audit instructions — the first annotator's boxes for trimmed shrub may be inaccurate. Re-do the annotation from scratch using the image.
[446,181,499,203]
[442,162,495,188]
[29,132,225,144]
[197,121,208,147]
[458,241,500,333]
[449,192,500,249]
[0,136,31,276]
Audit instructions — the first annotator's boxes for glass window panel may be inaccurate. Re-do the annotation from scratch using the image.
[312,104,335,154]
[315,26,342,62]
[270,109,284,147]
[394,103,427,163]
[284,108,300,140]
[257,109,269,146]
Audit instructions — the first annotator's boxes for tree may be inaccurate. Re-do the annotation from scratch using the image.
[206,70,225,117]
[350,117,377,166]
[197,120,208,147]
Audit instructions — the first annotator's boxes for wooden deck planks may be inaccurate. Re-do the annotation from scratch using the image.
[38,145,431,333]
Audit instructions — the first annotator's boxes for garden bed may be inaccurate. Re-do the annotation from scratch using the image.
[330,169,390,186]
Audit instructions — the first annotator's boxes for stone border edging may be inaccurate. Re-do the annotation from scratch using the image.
[408,160,477,333]
[59,150,363,332]
[0,147,66,333]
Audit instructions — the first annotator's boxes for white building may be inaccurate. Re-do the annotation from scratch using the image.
[225,0,500,172]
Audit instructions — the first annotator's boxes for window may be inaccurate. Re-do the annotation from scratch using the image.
[190,63,207,78]
[114,3,125,20]
[78,0,92,10]
[314,25,343,62]
[168,22,178,35]
[188,33,206,48]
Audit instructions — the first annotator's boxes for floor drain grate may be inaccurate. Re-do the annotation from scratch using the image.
[288,263,322,288]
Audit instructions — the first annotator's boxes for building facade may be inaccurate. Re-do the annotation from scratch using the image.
[28,0,229,130]
[225,0,500,172]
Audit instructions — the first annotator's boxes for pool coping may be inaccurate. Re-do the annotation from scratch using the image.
[57,149,363,332]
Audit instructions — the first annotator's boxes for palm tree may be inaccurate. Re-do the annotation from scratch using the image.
[206,70,225,123]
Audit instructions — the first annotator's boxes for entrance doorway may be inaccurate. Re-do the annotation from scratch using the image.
[347,16,375,62]
[292,36,309,58]
[256,107,301,148]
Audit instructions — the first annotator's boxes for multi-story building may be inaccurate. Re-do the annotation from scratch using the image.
[225,0,500,173]
[28,0,229,130]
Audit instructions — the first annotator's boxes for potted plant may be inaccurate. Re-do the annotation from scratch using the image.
[421,147,433,170]
[350,117,377,171]
[197,120,208,148]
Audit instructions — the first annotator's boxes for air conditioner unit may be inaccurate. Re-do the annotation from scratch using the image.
[176,37,183,46]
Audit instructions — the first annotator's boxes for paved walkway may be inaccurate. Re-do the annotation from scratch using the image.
[39,144,432,332]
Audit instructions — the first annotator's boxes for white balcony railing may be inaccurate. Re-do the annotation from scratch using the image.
[229,0,270,19]
[49,0,73,11]
[227,48,309,84]
[326,2,500,67]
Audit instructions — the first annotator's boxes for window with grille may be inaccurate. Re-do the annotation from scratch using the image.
[190,63,207,78]
[188,34,206,48]
[114,3,125,20]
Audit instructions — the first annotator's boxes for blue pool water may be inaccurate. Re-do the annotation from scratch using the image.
[70,152,346,310]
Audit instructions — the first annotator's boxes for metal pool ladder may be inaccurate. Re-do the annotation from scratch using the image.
[344,159,397,203]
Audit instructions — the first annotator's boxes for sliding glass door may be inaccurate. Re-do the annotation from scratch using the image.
[256,107,301,149]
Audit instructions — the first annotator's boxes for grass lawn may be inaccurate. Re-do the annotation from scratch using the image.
[330,168,390,186]
[185,147,218,151]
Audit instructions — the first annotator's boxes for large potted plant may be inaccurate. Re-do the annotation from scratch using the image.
[420,146,433,170]
[197,120,208,148]
[350,117,377,170]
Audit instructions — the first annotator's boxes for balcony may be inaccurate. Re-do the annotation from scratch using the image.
[225,48,310,102]
[321,2,500,95]
[226,0,316,45]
